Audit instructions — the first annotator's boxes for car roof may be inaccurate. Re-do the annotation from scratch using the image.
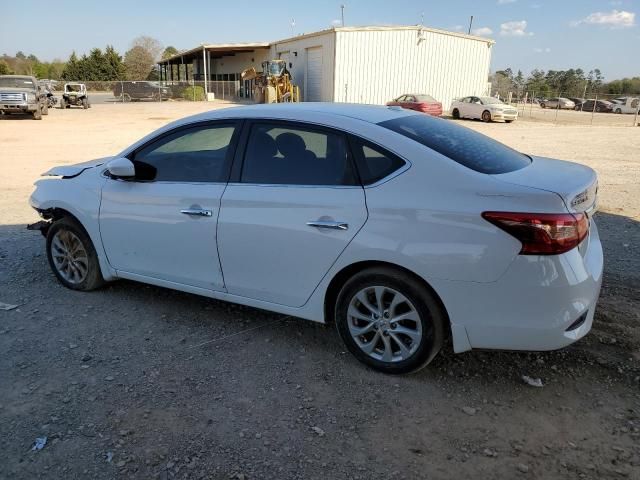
[177,102,416,126]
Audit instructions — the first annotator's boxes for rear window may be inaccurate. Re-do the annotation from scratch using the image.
[378,114,531,174]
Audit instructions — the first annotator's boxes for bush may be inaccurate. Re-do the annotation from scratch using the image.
[182,85,205,101]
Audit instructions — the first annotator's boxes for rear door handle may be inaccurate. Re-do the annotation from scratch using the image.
[181,208,213,217]
[306,221,349,230]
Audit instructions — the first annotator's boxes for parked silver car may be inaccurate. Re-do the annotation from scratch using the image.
[539,97,576,110]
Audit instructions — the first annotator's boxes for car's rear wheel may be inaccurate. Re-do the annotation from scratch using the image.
[452,108,460,119]
[122,93,131,102]
[46,217,104,291]
[615,108,622,114]
[482,110,492,122]
[540,103,546,109]
[335,267,445,374]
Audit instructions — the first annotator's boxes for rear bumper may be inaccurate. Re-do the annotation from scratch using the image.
[437,219,603,353]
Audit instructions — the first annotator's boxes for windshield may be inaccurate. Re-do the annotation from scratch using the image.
[0,77,35,89]
[479,96,503,105]
[264,61,285,77]
[415,95,437,102]
[378,114,531,174]
[65,84,83,92]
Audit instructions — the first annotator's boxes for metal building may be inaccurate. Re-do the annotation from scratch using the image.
[158,25,494,109]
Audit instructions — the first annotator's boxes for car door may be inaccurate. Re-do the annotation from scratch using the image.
[457,97,471,118]
[467,97,482,118]
[388,95,406,107]
[403,95,417,110]
[99,121,240,290]
[217,120,368,307]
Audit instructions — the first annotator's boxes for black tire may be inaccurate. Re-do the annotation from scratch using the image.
[82,98,88,109]
[32,105,42,120]
[59,99,66,109]
[482,110,492,122]
[596,106,602,113]
[615,109,622,114]
[46,217,104,291]
[540,103,546,109]
[505,120,514,123]
[335,267,446,374]
[452,108,460,119]
[42,102,49,115]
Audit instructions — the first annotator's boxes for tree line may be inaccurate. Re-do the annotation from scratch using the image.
[490,67,640,99]
[0,37,178,81]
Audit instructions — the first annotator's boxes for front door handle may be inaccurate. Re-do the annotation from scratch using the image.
[181,208,213,217]
[306,220,349,230]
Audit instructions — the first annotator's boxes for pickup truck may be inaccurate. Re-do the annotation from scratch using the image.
[0,75,48,119]
[611,97,640,114]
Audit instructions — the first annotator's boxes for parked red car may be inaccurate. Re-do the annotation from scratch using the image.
[386,94,443,116]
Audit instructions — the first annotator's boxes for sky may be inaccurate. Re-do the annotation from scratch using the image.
[2,0,638,79]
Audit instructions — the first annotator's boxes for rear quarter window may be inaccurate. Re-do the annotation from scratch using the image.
[378,114,531,174]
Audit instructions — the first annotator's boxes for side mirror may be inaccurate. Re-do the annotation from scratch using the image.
[106,157,135,178]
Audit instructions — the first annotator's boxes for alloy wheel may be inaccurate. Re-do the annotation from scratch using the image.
[50,230,89,284]
[347,286,422,363]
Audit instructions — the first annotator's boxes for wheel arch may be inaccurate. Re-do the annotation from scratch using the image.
[323,260,451,335]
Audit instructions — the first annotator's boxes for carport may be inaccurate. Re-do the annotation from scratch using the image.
[158,43,271,98]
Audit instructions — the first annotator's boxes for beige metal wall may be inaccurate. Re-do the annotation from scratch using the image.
[334,28,493,110]
[270,31,336,102]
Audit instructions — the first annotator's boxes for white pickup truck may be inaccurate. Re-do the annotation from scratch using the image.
[611,97,639,114]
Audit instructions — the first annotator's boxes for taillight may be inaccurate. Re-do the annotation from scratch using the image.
[482,211,589,255]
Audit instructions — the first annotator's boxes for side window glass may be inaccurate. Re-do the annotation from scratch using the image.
[241,123,357,186]
[352,139,406,186]
[132,124,236,182]
[396,95,406,102]
[406,96,416,102]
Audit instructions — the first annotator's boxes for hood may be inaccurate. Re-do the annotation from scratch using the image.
[491,156,598,214]
[42,157,112,178]
[0,87,34,93]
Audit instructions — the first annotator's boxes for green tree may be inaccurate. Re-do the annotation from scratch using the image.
[162,46,179,60]
[124,45,155,80]
[62,51,81,80]
[0,59,13,74]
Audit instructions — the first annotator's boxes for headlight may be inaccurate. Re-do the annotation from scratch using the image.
[27,93,36,102]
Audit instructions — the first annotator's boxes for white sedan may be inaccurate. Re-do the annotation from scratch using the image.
[451,96,519,123]
[29,103,602,374]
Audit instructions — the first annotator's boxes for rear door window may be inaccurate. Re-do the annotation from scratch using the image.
[378,114,531,174]
[240,122,358,186]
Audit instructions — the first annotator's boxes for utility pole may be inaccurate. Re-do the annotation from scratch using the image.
[468,15,474,35]
[420,11,424,26]
[341,4,345,27]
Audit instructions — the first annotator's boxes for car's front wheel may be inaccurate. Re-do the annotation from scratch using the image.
[452,108,460,119]
[46,217,104,291]
[335,267,445,374]
[482,110,492,122]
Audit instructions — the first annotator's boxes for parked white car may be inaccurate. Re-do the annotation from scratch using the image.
[451,96,518,123]
[611,97,640,114]
[29,104,602,373]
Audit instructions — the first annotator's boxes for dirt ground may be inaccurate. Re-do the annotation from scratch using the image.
[1,103,639,480]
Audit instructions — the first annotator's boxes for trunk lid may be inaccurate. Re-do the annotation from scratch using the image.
[43,157,111,178]
[491,156,598,214]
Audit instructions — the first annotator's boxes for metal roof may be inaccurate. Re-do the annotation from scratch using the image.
[158,24,494,64]
[159,42,270,64]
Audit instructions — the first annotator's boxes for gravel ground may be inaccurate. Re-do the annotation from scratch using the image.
[0,103,639,480]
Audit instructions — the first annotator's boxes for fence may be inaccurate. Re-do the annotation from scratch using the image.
[498,90,640,126]
[44,80,244,104]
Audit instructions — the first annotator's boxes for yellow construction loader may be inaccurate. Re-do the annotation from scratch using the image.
[241,60,300,103]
